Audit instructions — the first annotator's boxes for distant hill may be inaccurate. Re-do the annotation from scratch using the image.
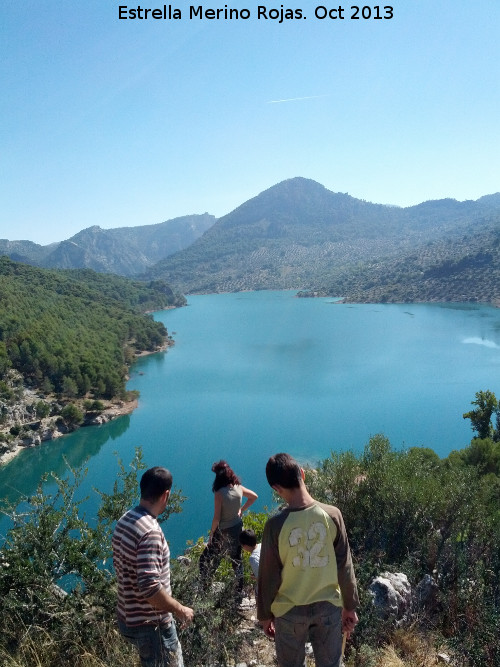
[313,223,500,304]
[42,227,151,275]
[1,214,214,276]
[0,239,56,265]
[145,178,500,300]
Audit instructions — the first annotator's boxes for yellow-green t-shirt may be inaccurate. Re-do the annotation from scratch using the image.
[257,502,358,620]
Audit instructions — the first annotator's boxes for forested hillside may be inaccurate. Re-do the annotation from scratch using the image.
[300,222,500,304]
[0,258,184,398]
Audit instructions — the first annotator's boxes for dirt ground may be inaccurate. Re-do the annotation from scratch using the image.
[237,596,277,666]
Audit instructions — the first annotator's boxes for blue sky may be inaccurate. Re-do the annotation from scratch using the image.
[2,0,499,245]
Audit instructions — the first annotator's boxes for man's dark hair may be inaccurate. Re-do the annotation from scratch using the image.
[239,529,257,548]
[266,453,302,489]
[140,466,173,501]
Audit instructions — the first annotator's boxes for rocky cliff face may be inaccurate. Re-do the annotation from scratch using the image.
[0,374,56,462]
[0,370,136,466]
[1,213,215,277]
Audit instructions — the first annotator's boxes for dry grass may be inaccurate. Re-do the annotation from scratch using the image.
[0,612,452,667]
[388,628,447,667]
[374,645,406,667]
[344,628,452,667]
[0,619,140,667]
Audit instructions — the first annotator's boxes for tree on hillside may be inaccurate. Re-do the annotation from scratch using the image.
[60,403,83,426]
[463,390,499,439]
[458,437,500,475]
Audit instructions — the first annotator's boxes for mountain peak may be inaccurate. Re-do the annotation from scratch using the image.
[69,225,104,241]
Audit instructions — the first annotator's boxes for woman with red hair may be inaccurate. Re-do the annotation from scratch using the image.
[199,460,258,595]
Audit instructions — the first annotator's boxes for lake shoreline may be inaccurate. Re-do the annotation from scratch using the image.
[0,344,169,468]
[0,397,139,467]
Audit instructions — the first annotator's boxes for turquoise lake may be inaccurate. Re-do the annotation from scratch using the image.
[1,290,500,555]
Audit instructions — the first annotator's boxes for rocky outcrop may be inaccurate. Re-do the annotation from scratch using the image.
[0,372,138,466]
[368,572,412,623]
[0,395,38,427]
[414,573,441,618]
[369,570,445,630]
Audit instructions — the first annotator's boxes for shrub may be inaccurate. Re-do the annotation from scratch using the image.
[0,445,250,665]
[60,403,84,426]
[35,400,51,419]
[0,380,14,401]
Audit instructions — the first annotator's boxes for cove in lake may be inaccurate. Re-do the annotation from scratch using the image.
[1,291,500,555]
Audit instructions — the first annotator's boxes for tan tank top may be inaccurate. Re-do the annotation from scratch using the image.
[218,485,243,530]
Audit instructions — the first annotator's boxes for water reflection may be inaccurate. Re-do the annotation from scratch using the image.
[0,416,130,509]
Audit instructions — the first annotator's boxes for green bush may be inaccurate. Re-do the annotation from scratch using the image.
[0,380,14,401]
[83,399,105,414]
[35,399,51,419]
[0,465,118,664]
[60,403,84,426]
[304,432,500,665]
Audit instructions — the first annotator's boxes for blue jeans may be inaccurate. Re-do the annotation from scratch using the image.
[274,602,343,667]
[118,620,184,667]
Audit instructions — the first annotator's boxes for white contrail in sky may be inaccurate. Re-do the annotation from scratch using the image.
[267,94,329,104]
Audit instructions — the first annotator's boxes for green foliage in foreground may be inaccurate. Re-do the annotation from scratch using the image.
[0,258,185,398]
[0,448,247,667]
[305,432,500,666]
[1,392,500,665]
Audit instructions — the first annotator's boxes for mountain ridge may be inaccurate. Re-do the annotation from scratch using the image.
[3,177,500,303]
[145,177,500,300]
[1,213,214,276]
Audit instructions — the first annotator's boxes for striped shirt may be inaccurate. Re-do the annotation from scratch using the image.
[112,505,172,627]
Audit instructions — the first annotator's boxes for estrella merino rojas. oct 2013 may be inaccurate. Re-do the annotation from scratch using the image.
[117,4,394,21]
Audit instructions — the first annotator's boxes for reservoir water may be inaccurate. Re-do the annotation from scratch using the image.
[1,291,500,555]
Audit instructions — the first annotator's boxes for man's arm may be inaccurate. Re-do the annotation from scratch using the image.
[136,527,194,627]
[256,515,284,622]
[146,588,194,627]
[333,511,359,638]
[321,504,359,611]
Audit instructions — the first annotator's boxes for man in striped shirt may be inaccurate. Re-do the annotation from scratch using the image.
[112,466,194,666]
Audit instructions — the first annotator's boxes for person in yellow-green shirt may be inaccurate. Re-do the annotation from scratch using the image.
[257,453,359,667]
